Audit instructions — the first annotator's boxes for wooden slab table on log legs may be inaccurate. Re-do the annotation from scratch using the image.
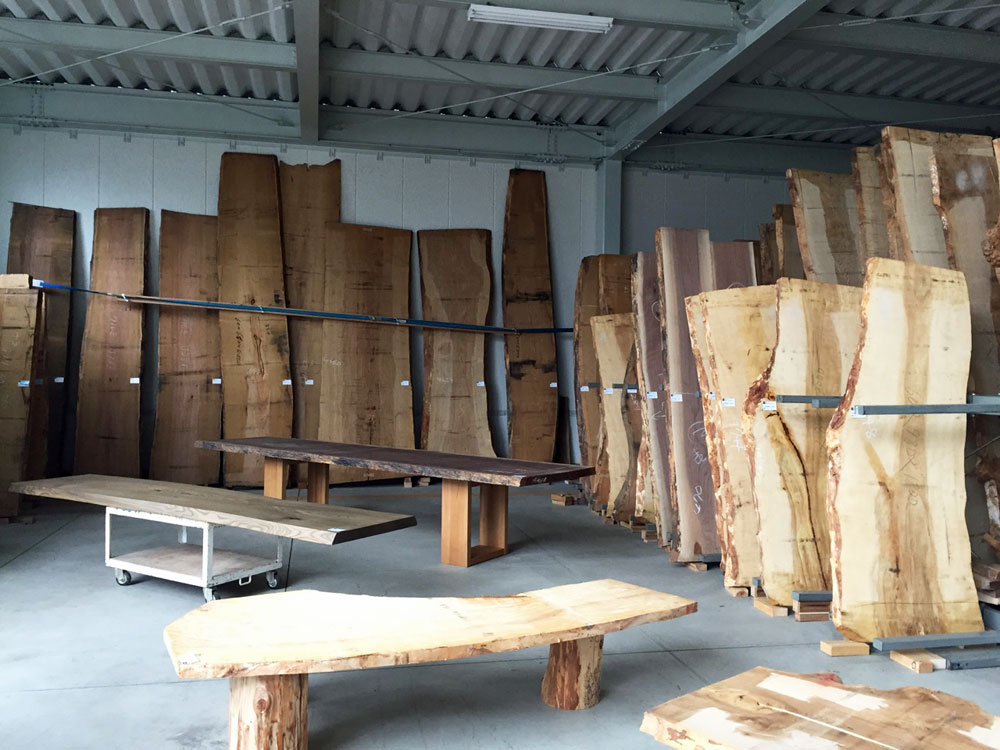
[195,438,593,567]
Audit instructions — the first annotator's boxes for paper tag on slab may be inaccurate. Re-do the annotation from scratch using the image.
[211,377,222,385]
[305,379,314,386]
[762,400,778,411]
[129,377,140,384]
[670,393,683,402]
[549,382,558,388]
[722,397,736,407]
[401,380,410,387]
[17,380,29,387]
[477,381,486,387]
[54,376,65,384]
[646,391,658,399]
[604,387,614,394]
[580,385,590,392]
[282,379,292,386]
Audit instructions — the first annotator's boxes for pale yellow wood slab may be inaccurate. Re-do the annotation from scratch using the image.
[641,666,1000,749]
[827,257,983,642]
[164,579,697,679]
[787,168,865,286]
[851,146,892,262]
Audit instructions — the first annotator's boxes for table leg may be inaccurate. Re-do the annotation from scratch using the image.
[306,463,329,505]
[229,673,307,750]
[441,479,471,566]
[540,635,603,710]
[475,484,509,562]
[263,458,288,501]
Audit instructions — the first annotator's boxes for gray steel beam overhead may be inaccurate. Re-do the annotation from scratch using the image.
[320,47,659,102]
[395,0,739,32]
[605,0,828,158]
[0,16,295,71]
[293,0,320,143]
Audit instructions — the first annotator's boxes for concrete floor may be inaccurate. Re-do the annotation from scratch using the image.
[2,483,998,749]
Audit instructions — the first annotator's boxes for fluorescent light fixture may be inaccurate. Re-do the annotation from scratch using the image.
[467,4,613,33]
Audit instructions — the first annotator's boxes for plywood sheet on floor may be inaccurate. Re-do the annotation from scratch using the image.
[503,169,557,462]
[217,153,292,487]
[787,169,865,286]
[827,257,983,642]
[74,208,147,478]
[418,229,494,457]
[7,203,75,478]
[150,211,221,486]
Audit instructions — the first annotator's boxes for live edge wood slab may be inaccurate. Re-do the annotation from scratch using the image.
[196,438,593,567]
[164,579,697,750]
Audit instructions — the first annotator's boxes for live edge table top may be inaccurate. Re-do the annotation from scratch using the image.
[196,438,594,488]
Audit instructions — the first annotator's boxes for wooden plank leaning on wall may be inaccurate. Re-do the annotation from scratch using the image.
[503,169,557,462]
[7,203,75,479]
[772,204,805,279]
[75,208,147,478]
[418,229,495,457]
[743,279,862,607]
[827,257,983,642]
[217,153,292,487]
[279,160,341,485]
[319,223,413,483]
[573,255,633,502]
[150,211,221,486]
[851,146,892,262]
[0,275,42,517]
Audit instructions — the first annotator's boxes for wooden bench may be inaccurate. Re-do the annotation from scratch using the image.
[12,475,415,599]
[164,579,697,749]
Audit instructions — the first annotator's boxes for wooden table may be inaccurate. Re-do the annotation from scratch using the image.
[196,438,593,567]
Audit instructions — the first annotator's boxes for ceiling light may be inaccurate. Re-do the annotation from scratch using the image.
[467,4,613,34]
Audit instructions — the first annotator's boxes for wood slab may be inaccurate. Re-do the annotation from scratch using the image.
[773,204,805,279]
[196,437,592,487]
[164,579,696,679]
[710,241,756,290]
[0,277,41,516]
[573,254,633,500]
[657,228,718,561]
[591,314,640,521]
[755,222,778,285]
[150,210,221,485]
[12,475,415,545]
[319,222,413,483]
[851,147,892,262]
[697,286,776,588]
[787,168,865,286]
[827,257,983,642]
[418,229,494,457]
[7,202,75,477]
[75,208,147,478]
[217,152,293,487]
[503,169,557,462]
[641,666,1000,749]
[744,279,862,606]
[279,160,341,478]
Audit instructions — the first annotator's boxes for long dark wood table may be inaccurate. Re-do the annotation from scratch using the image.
[196,438,594,567]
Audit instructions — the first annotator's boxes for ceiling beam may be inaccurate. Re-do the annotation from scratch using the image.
[293,0,320,143]
[605,0,828,158]
[396,0,739,32]
[320,47,658,102]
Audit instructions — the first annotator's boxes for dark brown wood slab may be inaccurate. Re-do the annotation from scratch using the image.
[12,474,416,545]
[196,438,593,487]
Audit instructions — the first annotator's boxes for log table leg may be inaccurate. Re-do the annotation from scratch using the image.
[441,480,509,567]
[541,635,603,710]
[263,458,289,501]
[229,674,307,750]
[306,462,329,505]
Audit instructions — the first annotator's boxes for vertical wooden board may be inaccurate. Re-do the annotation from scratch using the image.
[710,241,757,289]
[743,279,862,606]
[503,169,557,461]
[0,281,40,516]
[756,223,778,285]
[418,229,494,457]
[573,255,633,497]
[319,223,413,483]
[279,160,341,461]
[75,208,147,478]
[827,258,983,642]
[773,204,805,279]
[851,147,892,261]
[656,228,719,561]
[150,211,221,485]
[699,286,776,588]
[787,169,865,286]
[217,153,293,487]
[7,203,75,478]
[632,252,669,533]
[591,313,639,521]
[875,145,905,260]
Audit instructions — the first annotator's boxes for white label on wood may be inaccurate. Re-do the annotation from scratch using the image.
[211,378,222,385]
[670,393,683,402]
[305,379,314,386]
[762,400,778,411]
[54,376,65,384]
[129,377,140,384]
[647,391,658,399]
[580,385,589,392]
[401,380,410,387]
[722,397,736,407]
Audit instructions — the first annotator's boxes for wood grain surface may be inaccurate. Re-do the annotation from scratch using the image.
[827,258,983,641]
[755,222,778,285]
[7,202,75,477]
[150,210,221,485]
[217,153,293,487]
[503,169,557,462]
[319,222,413,483]
[418,229,494,457]
[75,208,147,478]
[787,169,865,286]
[851,146,892,262]
[773,204,805,279]
[163,579,696,679]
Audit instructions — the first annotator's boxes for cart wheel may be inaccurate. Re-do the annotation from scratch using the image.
[265,571,280,589]
[115,569,132,586]
[203,587,220,602]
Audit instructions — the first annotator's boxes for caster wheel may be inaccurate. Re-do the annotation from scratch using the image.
[265,571,280,589]
[115,569,132,586]
[203,587,220,602]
